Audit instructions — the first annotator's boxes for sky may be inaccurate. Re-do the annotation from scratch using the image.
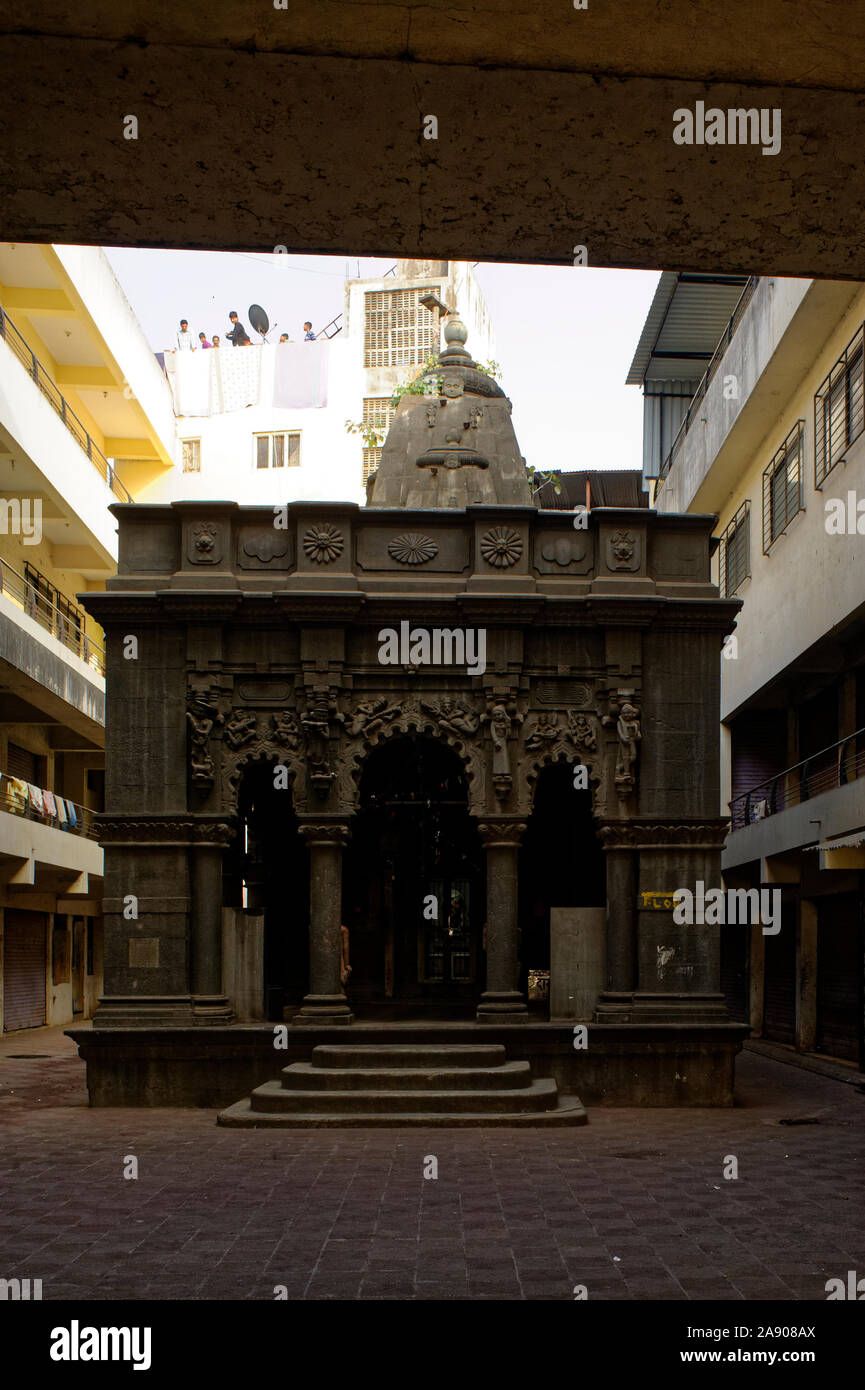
[104,248,660,474]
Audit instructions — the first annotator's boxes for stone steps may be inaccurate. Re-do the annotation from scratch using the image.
[282,1060,533,1090]
[217,1041,587,1128]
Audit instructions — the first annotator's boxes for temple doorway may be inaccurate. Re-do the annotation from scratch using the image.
[343,737,484,1017]
[224,760,309,1021]
[519,763,606,1015]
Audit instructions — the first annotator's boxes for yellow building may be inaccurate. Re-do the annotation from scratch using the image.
[0,243,174,1031]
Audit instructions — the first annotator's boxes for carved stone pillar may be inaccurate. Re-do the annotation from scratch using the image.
[294,821,353,1025]
[594,822,637,1019]
[191,828,234,1023]
[477,820,528,1022]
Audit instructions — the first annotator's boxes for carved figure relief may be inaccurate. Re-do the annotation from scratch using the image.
[603,695,641,797]
[271,710,301,751]
[186,693,222,785]
[567,711,597,752]
[524,712,560,752]
[224,707,258,749]
[420,698,480,738]
[340,696,403,740]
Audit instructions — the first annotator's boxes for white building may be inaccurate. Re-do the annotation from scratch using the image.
[140,260,496,508]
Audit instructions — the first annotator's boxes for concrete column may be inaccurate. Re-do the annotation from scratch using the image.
[749,921,765,1037]
[477,821,527,1022]
[191,840,233,1023]
[797,897,818,1053]
[294,822,352,1025]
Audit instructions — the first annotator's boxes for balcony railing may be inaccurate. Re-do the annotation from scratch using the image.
[0,773,98,840]
[729,727,865,831]
[0,554,105,676]
[657,276,761,487]
[0,304,133,504]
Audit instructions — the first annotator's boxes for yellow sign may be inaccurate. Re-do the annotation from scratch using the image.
[639,891,678,911]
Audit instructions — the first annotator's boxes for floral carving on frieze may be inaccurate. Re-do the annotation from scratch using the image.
[303,524,344,564]
[480,526,523,568]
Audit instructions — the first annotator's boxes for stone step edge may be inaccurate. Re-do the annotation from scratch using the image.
[217,1098,588,1128]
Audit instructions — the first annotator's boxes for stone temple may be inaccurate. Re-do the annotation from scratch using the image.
[71,318,747,1121]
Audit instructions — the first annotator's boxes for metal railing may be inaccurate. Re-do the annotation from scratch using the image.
[0,304,133,503]
[0,771,98,839]
[729,726,865,830]
[657,276,760,487]
[0,554,105,675]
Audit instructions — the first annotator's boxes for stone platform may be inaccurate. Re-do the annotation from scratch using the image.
[67,1020,749,1108]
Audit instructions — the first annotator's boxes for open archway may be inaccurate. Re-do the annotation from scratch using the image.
[222,759,309,1020]
[342,735,484,1018]
[519,762,606,1015]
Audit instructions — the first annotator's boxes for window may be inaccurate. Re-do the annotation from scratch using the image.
[762,421,804,552]
[815,323,865,488]
[361,397,397,484]
[363,286,439,368]
[254,432,301,469]
[181,439,201,473]
[719,500,750,596]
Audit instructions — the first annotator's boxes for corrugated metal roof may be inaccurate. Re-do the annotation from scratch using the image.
[626,273,750,385]
[534,469,649,510]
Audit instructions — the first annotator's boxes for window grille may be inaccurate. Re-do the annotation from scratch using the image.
[181,439,201,472]
[815,322,865,488]
[718,499,751,596]
[253,432,301,469]
[361,397,396,483]
[363,287,438,368]
[762,420,804,553]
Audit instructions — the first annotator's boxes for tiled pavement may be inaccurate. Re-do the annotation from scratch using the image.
[1,1027,863,1300]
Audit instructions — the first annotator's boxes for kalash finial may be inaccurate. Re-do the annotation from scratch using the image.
[437,312,474,367]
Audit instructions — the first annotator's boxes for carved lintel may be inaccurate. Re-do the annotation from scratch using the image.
[596,820,731,851]
[96,814,236,847]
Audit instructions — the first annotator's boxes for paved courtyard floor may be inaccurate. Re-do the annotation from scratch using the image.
[1,1028,863,1301]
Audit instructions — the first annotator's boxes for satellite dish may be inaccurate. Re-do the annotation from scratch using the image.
[249,304,269,341]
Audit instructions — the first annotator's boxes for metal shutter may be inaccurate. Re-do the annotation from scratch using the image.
[6,742,38,783]
[720,922,749,1022]
[763,901,796,1045]
[817,895,861,1064]
[3,912,47,1031]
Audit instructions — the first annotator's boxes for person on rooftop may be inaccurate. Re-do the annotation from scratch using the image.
[211,334,221,348]
[176,319,195,350]
[279,333,290,343]
[198,332,212,349]
[303,321,316,341]
[227,311,249,347]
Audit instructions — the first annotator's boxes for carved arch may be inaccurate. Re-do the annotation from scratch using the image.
[522,743,606,821]
[335,708,486,816]
[220,743,308,815]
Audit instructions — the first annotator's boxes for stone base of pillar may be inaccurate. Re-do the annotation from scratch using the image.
[476,991,528,1023]
[191,995,234,1025]
[91,995,198,1028]
[595,991,729,1023]
[292,993,354,1025]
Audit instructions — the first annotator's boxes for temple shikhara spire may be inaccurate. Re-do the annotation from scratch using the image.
[367,315,533,509]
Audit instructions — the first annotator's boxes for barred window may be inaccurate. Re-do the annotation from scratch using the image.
[762,421,804,552]
[361,396,396,484]
[719,500,750,597]
[181,439,201,473]
[363,287,438,368]
[815,323,865,488]
[254,432,301,469]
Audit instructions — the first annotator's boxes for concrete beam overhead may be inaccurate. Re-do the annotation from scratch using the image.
[2,30,865,276]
